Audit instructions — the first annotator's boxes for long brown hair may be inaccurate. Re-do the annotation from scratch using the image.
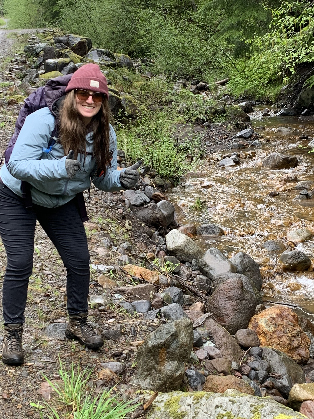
[59,90,111,173]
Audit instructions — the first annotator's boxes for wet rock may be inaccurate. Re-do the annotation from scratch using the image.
[249,305,310,364]
[238,101,254,113]
[160,303,187,321]
[202,317,243,362]
[208,273,260,335]
[279,250,311,271]
[262,152,298,169]
[199,248,236,279]
[230,251,263,291]
[113,284,155,301]
[146,391,307,419]
[234,128,254,139]
[300,400,314,418]
[166,229,203,263]
[131,300,151,313]
[263,240,287,256]
[124,190,150,206]
[197,224,224,237]
[218,155,240,167]
[162,287,184,305]
[134,317,193,391]
[185,369,206,390]
[262,347,306,398]
[235,328,260,348]
[204,375,254,395]
[287,228,313,243]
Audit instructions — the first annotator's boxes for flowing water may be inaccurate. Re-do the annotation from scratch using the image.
[167,108,314,318]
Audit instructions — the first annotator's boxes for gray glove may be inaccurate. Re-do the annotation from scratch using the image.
[65,150,81,178]
[120,160,142,189]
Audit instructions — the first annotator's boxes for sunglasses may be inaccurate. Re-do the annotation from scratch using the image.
[75,89,104,103]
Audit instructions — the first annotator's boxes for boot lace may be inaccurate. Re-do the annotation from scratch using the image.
[78,317,96,337]
[6,329,22,351]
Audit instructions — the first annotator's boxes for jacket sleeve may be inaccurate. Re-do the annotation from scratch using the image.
[6,110,68,182]
[92,125,125,192]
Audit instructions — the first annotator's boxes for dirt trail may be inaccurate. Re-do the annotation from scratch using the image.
[0,28,157,418]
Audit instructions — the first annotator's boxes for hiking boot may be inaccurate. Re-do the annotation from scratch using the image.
[2,324,24,365]
[65,313,104,349]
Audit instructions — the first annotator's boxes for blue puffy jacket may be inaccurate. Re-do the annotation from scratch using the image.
[0,105,123,208]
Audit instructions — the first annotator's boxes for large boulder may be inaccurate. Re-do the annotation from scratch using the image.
[208,273,260,335]
[249,305,310,364]
[134,317,193,391]
[146,390,307,419]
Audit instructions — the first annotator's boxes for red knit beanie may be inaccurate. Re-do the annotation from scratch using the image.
[65,63,109,98]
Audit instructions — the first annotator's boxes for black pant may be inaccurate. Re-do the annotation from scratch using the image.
[0,182,90,324]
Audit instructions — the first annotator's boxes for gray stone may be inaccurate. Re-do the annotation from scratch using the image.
[235,328,260,348]
[162,287,184,306]
[263,240,287,256]
[85,48,116,65]
[131,300,151,313]
[194,274,212,293]
[157,200,175,227]
[135,317,193,391]
[202,317,243,362]
[262,347,306,398]
[24,43,48,56]
[100,361,124,374]
[114,284,155,302]
[185,369,205,390]
[193,330,203,347]
[279,250,311,271]
[89,295,105,307]
[124,190,150,206]
[146,391,307,419]
[235,128,254,139]
[44,58,71,73]
[119,302,135,314]
[230,251,262,291]
[114,53,134,68]
[199,248,236,279]
[160,303,187,321]
[287,228,313,243]
[166,229,203,263]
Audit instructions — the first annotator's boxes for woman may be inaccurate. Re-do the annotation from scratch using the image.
[0,63,140,365]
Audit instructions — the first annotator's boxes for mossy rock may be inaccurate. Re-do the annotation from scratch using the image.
[39,71,63,79]
[147,390,308,419]
[7,95,26,105]
[63,49,83,64]
[225,105,251,124]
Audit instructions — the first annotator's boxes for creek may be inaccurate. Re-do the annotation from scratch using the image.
[167,107,314,319]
